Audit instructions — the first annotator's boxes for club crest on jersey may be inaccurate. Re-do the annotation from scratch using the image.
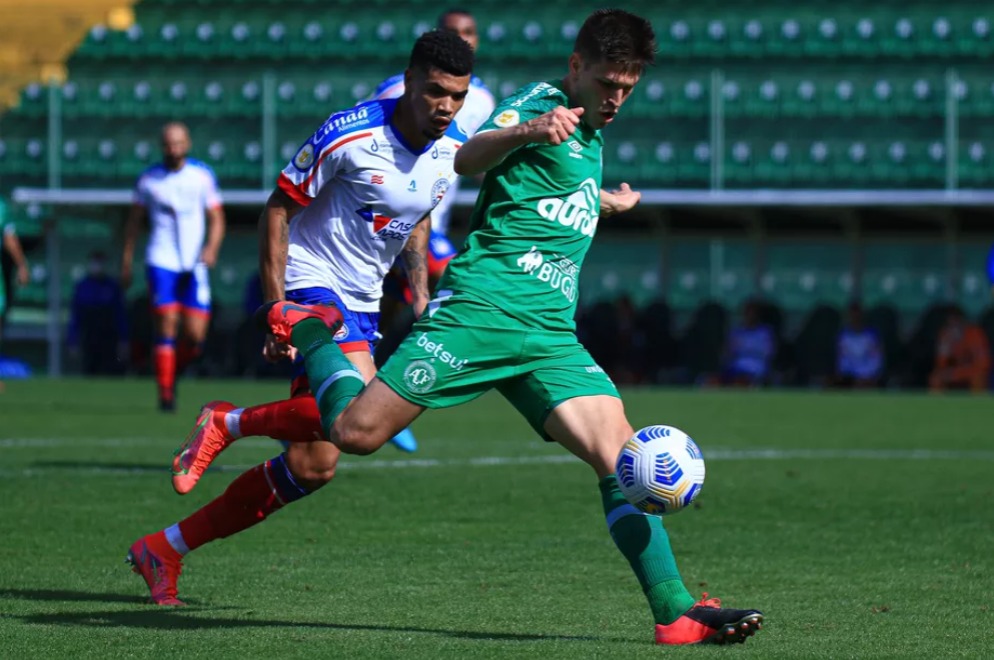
[334,323,349,341]
[293,142,315,170]
[371,174,384,184]
[431,179,450,208]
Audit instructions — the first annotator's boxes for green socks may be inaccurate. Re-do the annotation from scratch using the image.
[600,475,696,625]
[290,319,364,436]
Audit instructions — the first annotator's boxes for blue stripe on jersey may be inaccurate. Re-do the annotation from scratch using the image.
[185,158,219,182]
[470,75,492,94]
[444,120,469,143]
[311,99,391,153]
[139,163,168,178]
[373,73,405,98]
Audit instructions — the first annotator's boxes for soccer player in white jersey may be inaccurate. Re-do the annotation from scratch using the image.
[372,10,495,453]
[126,30,474,604]
[120,122,226,411]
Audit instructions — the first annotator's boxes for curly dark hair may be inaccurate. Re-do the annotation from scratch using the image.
[409,29,474,77]
[574,9,657,74]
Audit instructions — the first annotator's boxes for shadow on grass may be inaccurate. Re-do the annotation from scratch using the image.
[14,607,602,643]
[28,461,243,475]
[0,588,147,605]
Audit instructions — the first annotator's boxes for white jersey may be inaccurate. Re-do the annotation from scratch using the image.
[278,98,467,312]
[133,160,222,272]
[372,74,495,235]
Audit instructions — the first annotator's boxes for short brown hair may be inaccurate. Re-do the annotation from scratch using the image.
[574,9,657,75]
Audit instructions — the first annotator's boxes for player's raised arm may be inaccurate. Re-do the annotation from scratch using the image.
[454,106,584,176]
[257,188,303,303]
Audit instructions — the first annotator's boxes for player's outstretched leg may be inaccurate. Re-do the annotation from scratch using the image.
[126,531,185,605]
[546,396,763,645]
[255,301,364,437]
[130,451,313,603]
[600,476,763,644]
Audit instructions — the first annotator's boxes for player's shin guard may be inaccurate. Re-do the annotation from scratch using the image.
[600,474,696,625]
[290,319,364,436]
[175,453,310,552]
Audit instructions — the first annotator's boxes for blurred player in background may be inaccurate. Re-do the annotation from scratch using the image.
[120,122,226,411]
[0,196,30,392]
[126,30,474,604]
[372,10,495,425]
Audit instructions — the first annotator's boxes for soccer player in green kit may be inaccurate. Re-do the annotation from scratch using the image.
[188,9,764,646]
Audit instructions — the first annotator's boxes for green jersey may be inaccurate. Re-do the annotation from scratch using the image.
[439,80,603,333]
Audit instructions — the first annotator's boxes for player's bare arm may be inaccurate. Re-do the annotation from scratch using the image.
[454,106,585,176]
[600,182,642,217]
[120,202,145,289]
[258,188,303,303]
[401,214,432,318]
[200,205,226,268]
[259,188,304,362]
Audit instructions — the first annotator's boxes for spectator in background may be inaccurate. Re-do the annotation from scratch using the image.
[716,299,775,387]
[67,250,128,375]
[835,301,883,388]
[929,306,991,393]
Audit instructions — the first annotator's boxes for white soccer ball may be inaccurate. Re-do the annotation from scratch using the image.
[615,425,706,515]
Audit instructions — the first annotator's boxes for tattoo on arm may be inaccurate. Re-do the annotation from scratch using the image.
[259,189,299,302]
[402,218,431,302]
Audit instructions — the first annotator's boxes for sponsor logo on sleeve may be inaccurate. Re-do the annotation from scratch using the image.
[293,142,315,170]
[493,109,520,127]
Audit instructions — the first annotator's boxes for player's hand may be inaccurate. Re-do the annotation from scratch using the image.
[263,333,297,363]
[200,247,219,268]
[601,183,642,217]
[526,106,585,146]
[15,263,29,286]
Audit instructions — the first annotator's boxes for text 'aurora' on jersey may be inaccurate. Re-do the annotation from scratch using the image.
[536,177,599,237]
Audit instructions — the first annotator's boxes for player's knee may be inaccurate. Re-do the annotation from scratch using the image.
[286,445,339,489]
[332,417,380,455]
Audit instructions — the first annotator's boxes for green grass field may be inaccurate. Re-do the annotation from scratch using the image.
[1,379,992,658]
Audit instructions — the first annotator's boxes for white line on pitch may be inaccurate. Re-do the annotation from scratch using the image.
[1,447,994,479]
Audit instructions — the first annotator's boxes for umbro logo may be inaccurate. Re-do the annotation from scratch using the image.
[567,140,583,159]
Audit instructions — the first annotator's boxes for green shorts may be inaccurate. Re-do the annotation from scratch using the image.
[377,295,619,440]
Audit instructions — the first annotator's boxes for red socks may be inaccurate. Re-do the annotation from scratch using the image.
[177,461,287,551]
[154,340,176,403]
[238,396,326,443]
